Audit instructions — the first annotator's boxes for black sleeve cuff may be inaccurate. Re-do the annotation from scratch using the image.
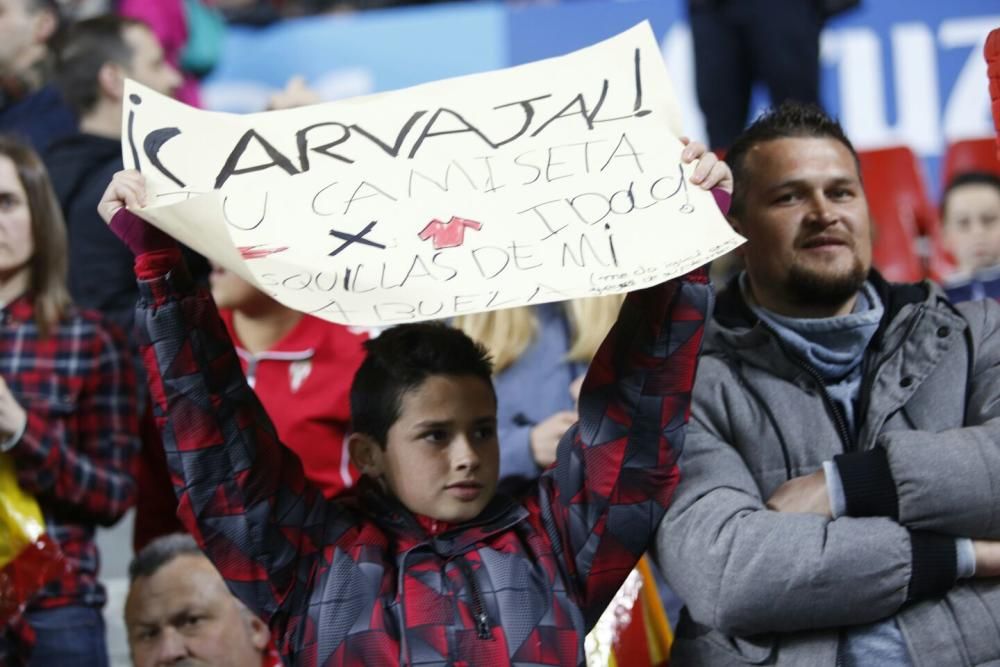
[834,447,899,519]
[907,531,958,602]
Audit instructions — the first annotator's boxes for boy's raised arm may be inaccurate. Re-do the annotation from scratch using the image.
[535,142,723,626]
[536,266,711,626]
[100,172,352,633]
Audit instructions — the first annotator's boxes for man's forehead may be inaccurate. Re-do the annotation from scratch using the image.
[746,137,859,184]
[126,556,222,620]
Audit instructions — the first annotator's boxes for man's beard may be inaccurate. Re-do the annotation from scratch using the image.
[784,258,868,310]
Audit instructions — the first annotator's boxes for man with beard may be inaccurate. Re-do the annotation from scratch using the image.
[654,102,1000,666]
[0,0,75,152]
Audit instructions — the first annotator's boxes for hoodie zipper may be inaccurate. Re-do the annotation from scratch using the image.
[456,558,492,640]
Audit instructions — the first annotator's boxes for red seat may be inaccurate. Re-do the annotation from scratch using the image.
[941,138,1000,186]
[857,146,938,283]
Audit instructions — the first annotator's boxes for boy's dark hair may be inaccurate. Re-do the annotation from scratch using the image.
[54,15,145,116]
[350,322,495,447]
[128,533,202,582]
[726,101,860,217]
[941,170,1000,219]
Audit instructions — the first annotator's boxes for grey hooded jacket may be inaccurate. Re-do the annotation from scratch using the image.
[655,273,1000,666]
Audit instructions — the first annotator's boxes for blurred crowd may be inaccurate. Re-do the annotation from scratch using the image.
[61,0,466,21]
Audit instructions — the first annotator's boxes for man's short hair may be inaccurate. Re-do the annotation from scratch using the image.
[54,14,145,116]
[941,170,1000,218]
[128,533,202,582]
[726,101,860,217]
[349,322,495,447]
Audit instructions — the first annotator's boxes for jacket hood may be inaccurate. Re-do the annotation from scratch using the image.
[352,477,529,556]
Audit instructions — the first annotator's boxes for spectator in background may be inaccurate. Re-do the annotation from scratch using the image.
[0,135,140,667]
[940,172,1000,302]
[688,0,858,149]
[0,0,76,152]
[118,0,226,108]
[210,264,369,496]
[45,15,213,554]
[46,14,185,333]
[125,533,279,667]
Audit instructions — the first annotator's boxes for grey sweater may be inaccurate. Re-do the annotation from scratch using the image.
[655,273,1000,666]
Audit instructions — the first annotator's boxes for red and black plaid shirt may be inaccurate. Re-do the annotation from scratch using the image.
[1,295,140,613]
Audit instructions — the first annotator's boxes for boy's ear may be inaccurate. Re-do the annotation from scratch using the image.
[348,433,384,478]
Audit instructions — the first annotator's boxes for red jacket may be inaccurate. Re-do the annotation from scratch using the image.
[134,248,709,666]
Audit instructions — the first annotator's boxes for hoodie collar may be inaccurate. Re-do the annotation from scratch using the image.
[356,477,528,556]
[715,269,926,333]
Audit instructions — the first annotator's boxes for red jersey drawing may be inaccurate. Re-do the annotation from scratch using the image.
[418,216,483,250]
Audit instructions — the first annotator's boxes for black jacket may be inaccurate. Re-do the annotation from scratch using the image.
[45,133,208,333]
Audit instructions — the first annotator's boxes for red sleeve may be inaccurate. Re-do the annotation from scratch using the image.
[12,319,141,525]
[418,220,440,240]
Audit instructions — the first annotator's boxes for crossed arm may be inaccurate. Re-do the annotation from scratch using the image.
[654,353,990,637]
[768,299,1000,577]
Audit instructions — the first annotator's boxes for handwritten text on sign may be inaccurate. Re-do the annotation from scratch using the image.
[123,22,744,325]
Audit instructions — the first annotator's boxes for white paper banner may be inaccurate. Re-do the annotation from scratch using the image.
[122,22,743,325]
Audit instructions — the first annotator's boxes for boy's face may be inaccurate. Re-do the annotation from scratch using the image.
[357,374,499,523]
[942,183,1000,273]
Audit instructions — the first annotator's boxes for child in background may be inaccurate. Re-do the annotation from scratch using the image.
[940,171,1000,302]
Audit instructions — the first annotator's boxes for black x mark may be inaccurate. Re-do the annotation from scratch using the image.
[328,220,386,256]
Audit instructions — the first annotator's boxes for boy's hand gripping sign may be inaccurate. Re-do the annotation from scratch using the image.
[122,22,744,325]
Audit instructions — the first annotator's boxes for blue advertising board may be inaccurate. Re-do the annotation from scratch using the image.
[204,2,507,112]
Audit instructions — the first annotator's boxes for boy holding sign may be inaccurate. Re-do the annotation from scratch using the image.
[97,140,728,666]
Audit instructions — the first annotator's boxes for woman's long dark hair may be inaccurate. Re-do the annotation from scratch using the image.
[0,135,71,337]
